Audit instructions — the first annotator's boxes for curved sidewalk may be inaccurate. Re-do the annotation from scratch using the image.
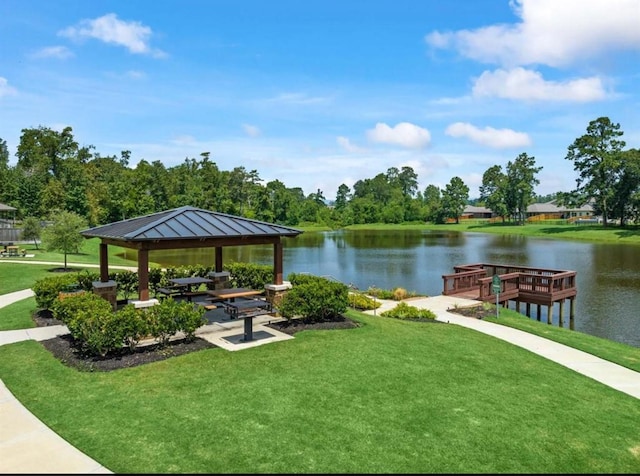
[1,291,640,473]
[365,295,640,400]
[0,288,112,474]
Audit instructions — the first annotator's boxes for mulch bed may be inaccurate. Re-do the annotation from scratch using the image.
[32,310,360,372]
[266,315,360,335]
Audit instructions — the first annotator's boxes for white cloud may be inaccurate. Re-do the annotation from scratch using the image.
[0,77,17,98]
[264,92,329,105]
[59,13,165,57]
[425,0,640,68]
[30,46,74,60]
[472,67,608,102]
[243,124,261,137]
[445,122,532,149]
[336,136,365,153]
[366,122,431,149]
[170,135,196,146]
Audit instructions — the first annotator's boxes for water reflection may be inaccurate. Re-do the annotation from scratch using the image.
[123,229,640,348]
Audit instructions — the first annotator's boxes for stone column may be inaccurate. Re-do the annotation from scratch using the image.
[264,281,292,311]
[207,271,231,290]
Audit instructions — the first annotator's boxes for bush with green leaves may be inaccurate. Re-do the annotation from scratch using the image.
[367,286,419,300]
[32,274,83,309]
[149,268,164,296]
[279,274,348,322]
[224,262,273,289]
[347,292,382,311]
[75,269,101,292]
[53,292,121,357]
[114,270,138,300]
[143,298,182,346]
[380,302,437,320]
[113,304,150,351]
[174,302,207,341]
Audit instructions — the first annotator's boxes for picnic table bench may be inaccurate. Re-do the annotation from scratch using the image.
[157,286,185,299]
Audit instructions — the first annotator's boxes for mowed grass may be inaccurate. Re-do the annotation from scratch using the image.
[0,311,639,473]
[1,239,140,267]
[482,307,640,373]
[347,221,640,245]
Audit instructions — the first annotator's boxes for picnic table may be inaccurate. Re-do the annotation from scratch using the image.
[1,246,22,257]
[206,287,264,303]
[165,277,213,301]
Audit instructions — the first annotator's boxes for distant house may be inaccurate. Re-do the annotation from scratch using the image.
[461,205,493,219]
[460,200,594,222]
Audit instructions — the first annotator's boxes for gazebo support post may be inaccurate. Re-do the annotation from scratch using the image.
[215,247,223,272]
[273,241,283,285]
[99,243,109,282]
[138,247,150,301]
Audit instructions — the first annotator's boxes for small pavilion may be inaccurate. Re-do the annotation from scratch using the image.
[80,206,303,302]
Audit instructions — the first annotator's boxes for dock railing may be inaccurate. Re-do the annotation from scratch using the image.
[443,263,577,304]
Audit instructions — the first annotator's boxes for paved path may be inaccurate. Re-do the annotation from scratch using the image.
[1,288,640,473]
[0,259,137,271]
[365,295,640,400]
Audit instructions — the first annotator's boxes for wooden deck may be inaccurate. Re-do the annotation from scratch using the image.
[442,263,577,328]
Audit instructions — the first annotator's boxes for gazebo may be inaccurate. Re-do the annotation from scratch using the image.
[0,203,16,227]
[80,206,303,302]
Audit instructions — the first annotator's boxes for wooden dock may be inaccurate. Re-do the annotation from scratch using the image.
[442,263,577,329]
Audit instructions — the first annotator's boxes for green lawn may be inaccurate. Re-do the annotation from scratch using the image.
[346,221,640,245]
[1,227,640,472]
[0,311,638,473]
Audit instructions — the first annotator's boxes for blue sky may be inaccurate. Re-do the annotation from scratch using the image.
[1,0,639,199]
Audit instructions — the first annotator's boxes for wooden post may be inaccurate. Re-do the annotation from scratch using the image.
[570,298,576,330]
[558,301,565,328]
[536,305,541,321]
[215,247,223,273]
[273,240,283,285]
[99,242,109,282]
[526,302,531,317]
[546,305,552,325]
[138,248,149,301]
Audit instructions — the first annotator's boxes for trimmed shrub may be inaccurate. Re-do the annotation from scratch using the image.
[114,270,138,300]
[225,262,273,289]
[75,269,100,291]
[380,302,437,320]
[174,302,207,341]
[113,304,149,351]
[32,274,82,309]
[144,298,182,346]
[279,274,348,322]
[347,292,382,311]
[53,293,122,357]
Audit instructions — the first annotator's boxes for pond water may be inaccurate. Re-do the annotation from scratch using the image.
[121,229,640,348]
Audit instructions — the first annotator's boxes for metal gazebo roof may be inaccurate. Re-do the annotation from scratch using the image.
[80,205,302,243]
[81,206,303,301]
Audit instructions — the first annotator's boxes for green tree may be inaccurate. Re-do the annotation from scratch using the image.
[441,177,469,224]
[565,117,626,227]
[610,148,640,225]
[21,216,42,249]
[505,153,542,225]
[41,210,87,270]
[479,165,508,222]
[423,184,443,223]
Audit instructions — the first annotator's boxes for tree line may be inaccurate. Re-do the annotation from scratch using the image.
[0,116,638,229]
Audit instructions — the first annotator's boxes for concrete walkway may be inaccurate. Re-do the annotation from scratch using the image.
[364,295,640,400]
[1,288,640,473]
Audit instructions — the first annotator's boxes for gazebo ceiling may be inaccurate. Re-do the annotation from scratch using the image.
[80,206,303,249]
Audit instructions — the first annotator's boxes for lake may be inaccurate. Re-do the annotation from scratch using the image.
[129,229,640,348]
